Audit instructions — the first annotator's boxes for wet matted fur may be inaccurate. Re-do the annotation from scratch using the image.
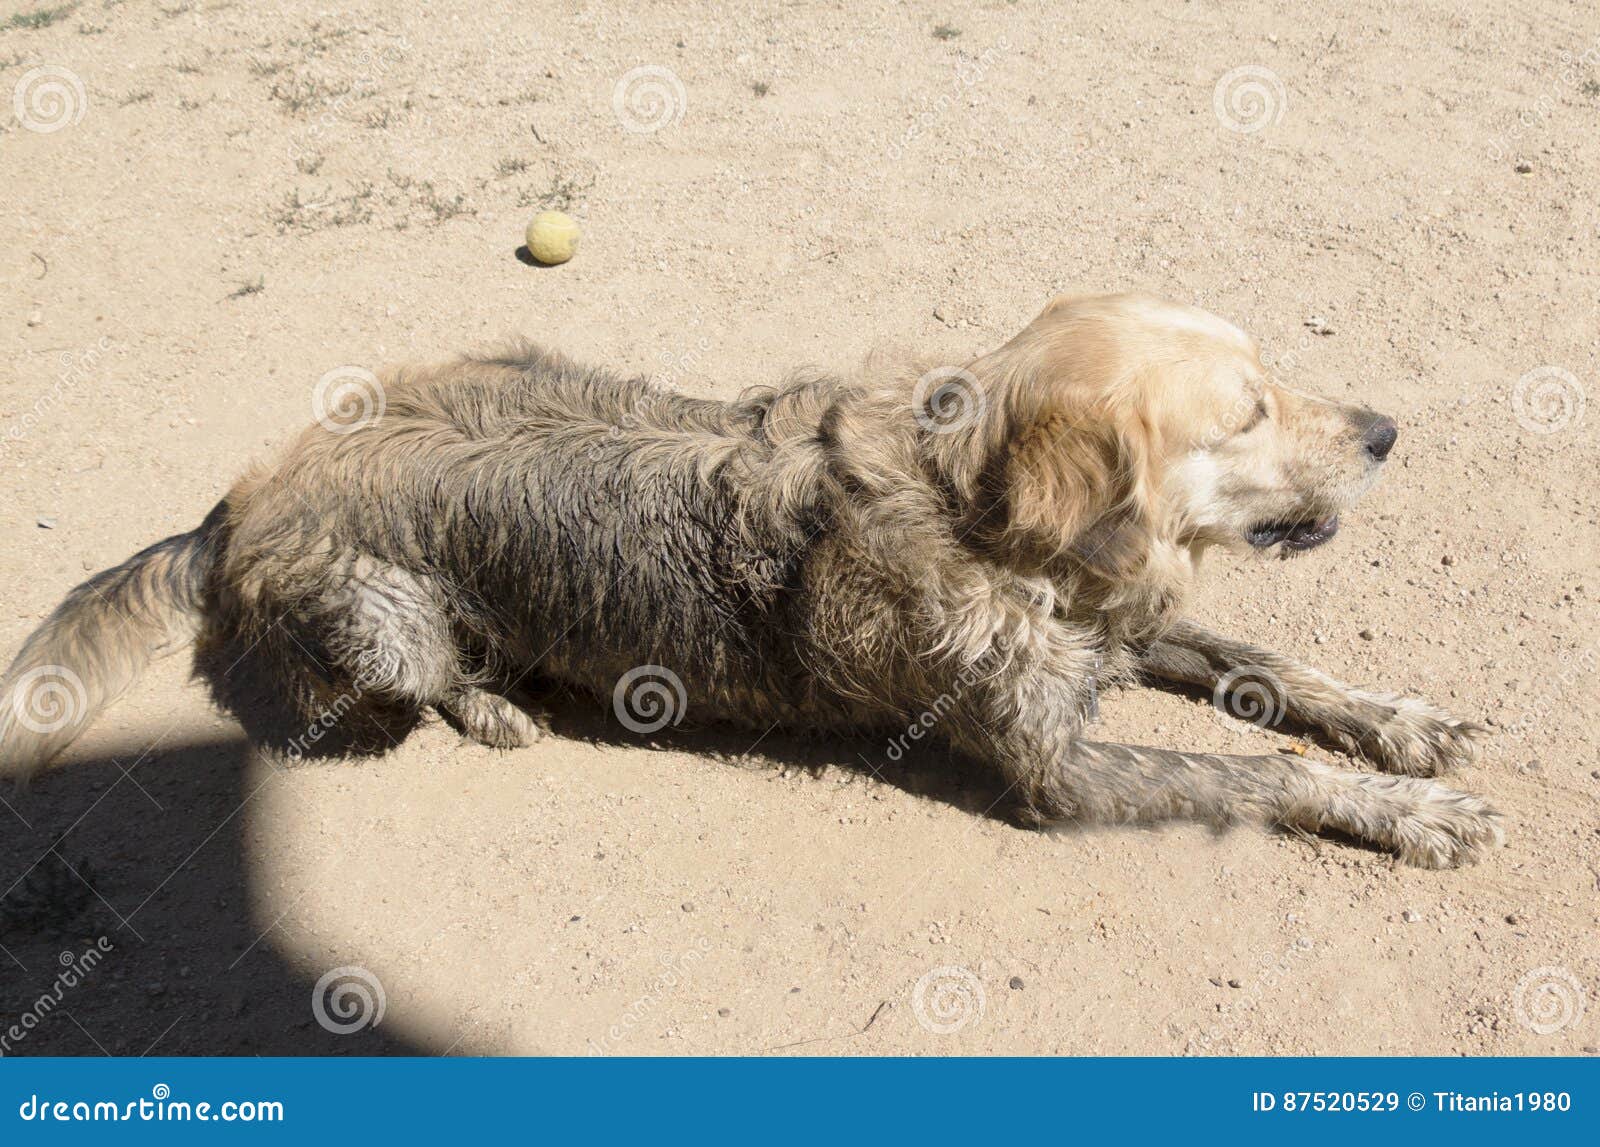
[0,293,1501,866]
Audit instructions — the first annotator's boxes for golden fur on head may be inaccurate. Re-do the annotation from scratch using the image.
[0,292,1500,867]
[926,291,1395,639]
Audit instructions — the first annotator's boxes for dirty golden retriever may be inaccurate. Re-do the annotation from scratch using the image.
[0,292,1500,866]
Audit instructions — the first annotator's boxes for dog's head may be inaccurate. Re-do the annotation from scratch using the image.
[939,292,1396,576]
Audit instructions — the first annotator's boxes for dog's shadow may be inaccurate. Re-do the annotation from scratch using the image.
[199,631,1018,823]
[0,641,1023,1056]
[0,736,426,1056]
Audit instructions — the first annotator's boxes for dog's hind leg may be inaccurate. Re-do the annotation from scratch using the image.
[1137,619,1480,777]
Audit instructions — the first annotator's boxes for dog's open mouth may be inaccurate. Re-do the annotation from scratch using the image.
[1244,515,1340,551]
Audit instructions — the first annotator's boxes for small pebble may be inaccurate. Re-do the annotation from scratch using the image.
[1505,913,1521,924]
[1402,909,1421,923]
[1008,976,1024,990]
[717,1007,731,1017]
[37,517,56,529]
[1227,978,1243,989]
[1358,628,1375,641]
[1441,554,1455,567]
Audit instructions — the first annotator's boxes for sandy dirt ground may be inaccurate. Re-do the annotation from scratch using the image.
[1,0,1597,1057]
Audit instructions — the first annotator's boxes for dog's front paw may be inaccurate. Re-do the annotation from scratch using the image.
[1301,762,1504,867]
[1382,777,1504,868]
[1354,694,1483,776]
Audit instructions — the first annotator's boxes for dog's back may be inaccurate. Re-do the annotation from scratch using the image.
[1,345,856,775]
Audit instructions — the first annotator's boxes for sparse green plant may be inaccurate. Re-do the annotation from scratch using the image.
[269,74,351,114]
[418,182,471,223]
[3,4,78,31]
[932,23,961,40]
[517,171,592,212]
[226,275,265,299]
[117,89,153,106]
[246,54,286,77]
[496,156,530,177]
[751,80,770,97]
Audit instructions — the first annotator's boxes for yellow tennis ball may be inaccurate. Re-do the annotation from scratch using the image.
[525,211,579,265]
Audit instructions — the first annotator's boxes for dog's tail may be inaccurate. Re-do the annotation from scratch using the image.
[0,502,226,780]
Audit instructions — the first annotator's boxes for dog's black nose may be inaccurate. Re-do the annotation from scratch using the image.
[1361,416,1398,461]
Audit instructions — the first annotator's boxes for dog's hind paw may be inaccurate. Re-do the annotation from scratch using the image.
[440,688,543,750]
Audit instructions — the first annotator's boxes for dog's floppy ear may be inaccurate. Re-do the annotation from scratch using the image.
[963,395,1153,572]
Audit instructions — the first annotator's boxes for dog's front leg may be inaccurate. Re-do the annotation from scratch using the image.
[1138,619,1480,777]
[1053,740,1500,867]
[954,668,1500,867]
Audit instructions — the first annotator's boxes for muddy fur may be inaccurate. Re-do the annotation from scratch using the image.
[0,292,1502,866]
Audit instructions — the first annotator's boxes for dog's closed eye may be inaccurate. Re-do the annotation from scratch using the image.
[1238,396,1269,433]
